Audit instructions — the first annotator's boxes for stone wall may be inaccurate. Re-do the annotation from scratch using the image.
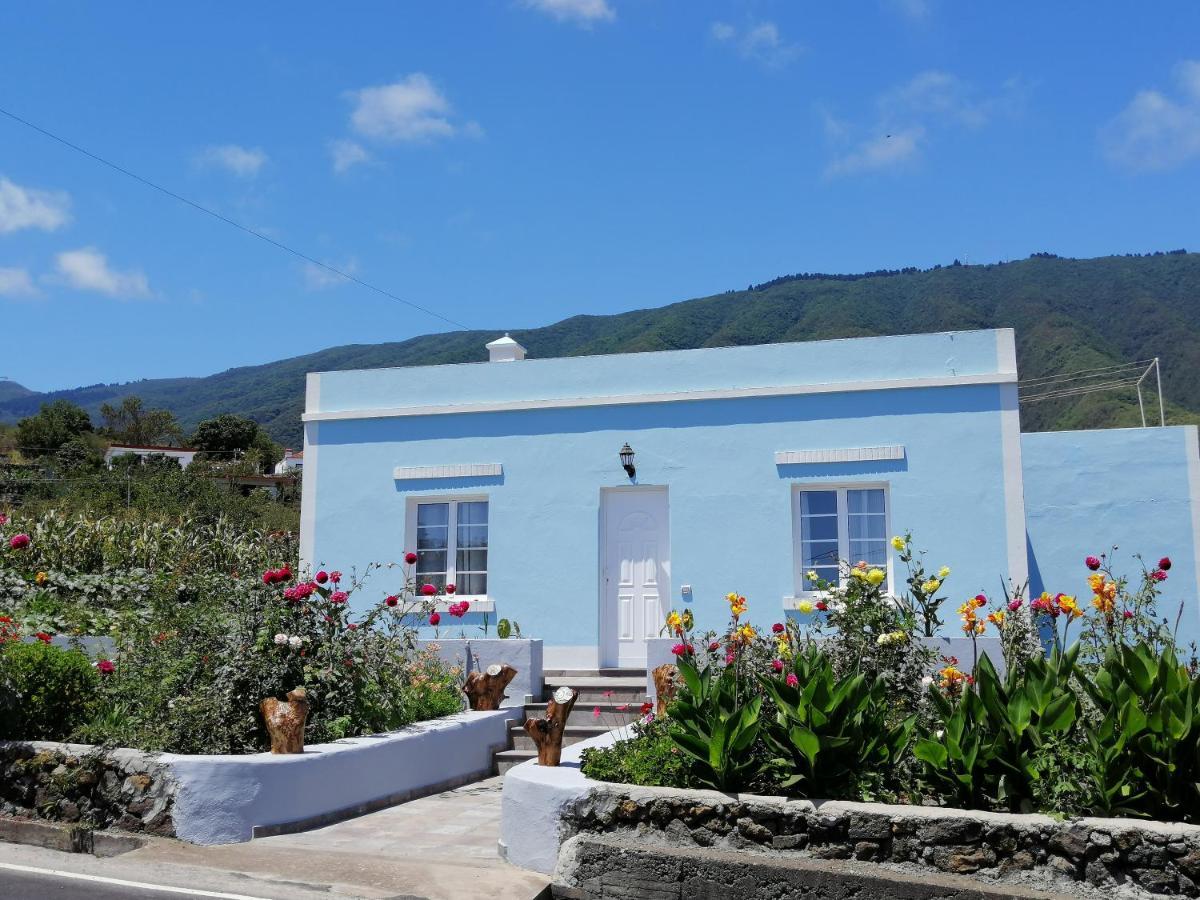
[0,740,175,836]
[558,784,1200,897]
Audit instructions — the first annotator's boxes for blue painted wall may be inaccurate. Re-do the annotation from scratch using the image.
[1022,425,1200,644]
[308,378,1018,654]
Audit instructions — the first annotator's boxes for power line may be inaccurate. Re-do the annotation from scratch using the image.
[0,105,472,331]
[1017,359,1156,387]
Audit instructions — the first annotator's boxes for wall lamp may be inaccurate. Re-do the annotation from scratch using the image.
[619,443,636,479]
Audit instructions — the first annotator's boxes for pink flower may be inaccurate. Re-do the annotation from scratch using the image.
[1123,609,1134,619]
[329,591,348,604]
[384,595,399,607]
[615,704,629,711]
[771,622,785,634]
[429,612,441,626]
[330,571,342,584]
[421,584,437,596]
[786,673,799,688]
[671,643,688,656]
[405,552,418,565]
[708,640,720,652]
[445,583,457,595]
[1159,557,1173,571]
[262,570,277,585]
[974,594,987,607]
[315,571,329,584]
[1007,598,1023,611]
[0,513,7,525]
[1151,569,1168,582]
[1085,556,1101,571]
[9,534,30,550]
[772,659,784,673]
[592,706,601,720]
[448,601,470,618]
[96,659,114,675]
[346,623,358,630]
[725,652,735,665]
[603,690,613,698]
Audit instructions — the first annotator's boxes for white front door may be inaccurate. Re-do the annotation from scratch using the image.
[601,487,670,668]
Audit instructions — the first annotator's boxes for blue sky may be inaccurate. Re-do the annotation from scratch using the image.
[3,1,1200,392]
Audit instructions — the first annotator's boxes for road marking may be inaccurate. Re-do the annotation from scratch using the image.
[0,861,276,899]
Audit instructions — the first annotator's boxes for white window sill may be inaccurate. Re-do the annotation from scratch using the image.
[432,597,495,614]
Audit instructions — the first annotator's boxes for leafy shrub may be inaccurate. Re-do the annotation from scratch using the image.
[580,716,695,788]
[0,641,98,740]
[759,644,914,798]
[668,655,765,791]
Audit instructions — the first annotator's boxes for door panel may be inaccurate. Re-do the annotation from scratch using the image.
[602,489,670,668]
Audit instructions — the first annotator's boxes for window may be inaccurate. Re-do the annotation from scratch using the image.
[792,485,889,593]
[412,498,489,597]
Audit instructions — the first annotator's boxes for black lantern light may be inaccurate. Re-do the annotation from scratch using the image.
[619,443,636,478]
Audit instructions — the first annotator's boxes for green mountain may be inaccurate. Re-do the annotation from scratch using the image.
[3,251,1197,447]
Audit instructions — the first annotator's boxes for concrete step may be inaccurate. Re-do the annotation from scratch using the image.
[494,749,536,774]
[507,723,612,752]
[544,675,648,703]
[524,700,645,727]
[543,668,646,678]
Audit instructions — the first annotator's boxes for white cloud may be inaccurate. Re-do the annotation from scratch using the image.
[521,0,614,26]
[824,71,1025,177]
[197,144,268,177]
[0,177,71,235]
[302,259,357,290]
[0,267,36,297]
[330,139,371,173]
[1102,60,1200,171]
[825,128,924,177]
[347,74,470,143]
[54,247,150,298]
[711,20,800,68]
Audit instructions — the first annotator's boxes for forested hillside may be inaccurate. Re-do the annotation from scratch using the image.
[4,252,1197,446]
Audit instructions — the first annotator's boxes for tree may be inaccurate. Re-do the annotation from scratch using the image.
[99,395,183,447]
[191,414,281,472]
[16,401,93,453]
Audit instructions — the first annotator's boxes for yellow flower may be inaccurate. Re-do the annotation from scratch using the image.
[34,571,48,586]
[866,568,886,586]
[1087,573,1105,593]
[735,623,756,644]
[986,610,1006,627]
[937,566,951,579]
[666,610,682,630]
[805,570,819,582]
[851,568,868,580]
[682,609,694,631]
[797,599,814,614]
[776,638,792,658]
[727,593,747,617]
[1057,594,1082,618]
[891,535,906,551]
[922,578,941,594]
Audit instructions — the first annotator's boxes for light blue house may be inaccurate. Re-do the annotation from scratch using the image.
[300,328,1200,669]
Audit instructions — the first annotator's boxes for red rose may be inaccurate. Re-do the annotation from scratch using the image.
[445,584,457,595]
[771,623,785,634]
[1159,557,1172,571]
[330,571,342,584]
[974,594,987,607]
[34,632,51,643]
[384,595,399,607]
[405,552,418,565]
[429,612,441,626]
[9,534,30,550]
[97,659,115,675]
[639,701,653,716]
[815,601,828,611]
[315,571,329,584]
[330,591,348,603]
[1085,556,1101,571]
[279,566,292,580]
[708,640,720,652]
[347,623,358,630]
[1151,569,1168,582]
[421,583,437,596]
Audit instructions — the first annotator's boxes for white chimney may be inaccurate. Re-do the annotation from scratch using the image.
[486,333,527,362]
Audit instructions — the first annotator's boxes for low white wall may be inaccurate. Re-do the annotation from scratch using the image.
[500,730,617,873]
[169,709,521,844]
[418,638,544,706]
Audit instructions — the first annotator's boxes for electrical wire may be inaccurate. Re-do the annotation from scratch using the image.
[1017,360,1156,387]
[0,105,472,331]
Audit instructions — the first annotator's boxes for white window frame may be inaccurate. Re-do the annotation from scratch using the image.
[404,494,493,611]
[787,482,893,604]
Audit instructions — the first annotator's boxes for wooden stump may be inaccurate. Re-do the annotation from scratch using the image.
[261,687,309,754]
[463,663,517,711]
[652,663,679,717]
[524,686,578,766]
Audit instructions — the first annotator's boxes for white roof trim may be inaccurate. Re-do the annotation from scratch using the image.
[305,371,1013,423]
[393,463,502,480]
[775,446,905,465]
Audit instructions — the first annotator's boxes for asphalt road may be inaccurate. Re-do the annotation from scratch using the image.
[0,865,279,900]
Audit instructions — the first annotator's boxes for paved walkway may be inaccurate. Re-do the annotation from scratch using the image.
[127,776,549,899]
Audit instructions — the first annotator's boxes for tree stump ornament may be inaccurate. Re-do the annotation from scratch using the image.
[261,687,309,754]
[652,663,679,716]
[524,686,578,766]
[463,663,518,711]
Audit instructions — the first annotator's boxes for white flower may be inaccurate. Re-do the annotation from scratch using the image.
[288,635,302,649]
[921,676,933,688]
[273,633,288,646]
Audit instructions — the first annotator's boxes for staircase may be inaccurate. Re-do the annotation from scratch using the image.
[493,668,648,774]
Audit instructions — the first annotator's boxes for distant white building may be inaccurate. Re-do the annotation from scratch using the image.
[274,448,303,475]
[104,444,198,469]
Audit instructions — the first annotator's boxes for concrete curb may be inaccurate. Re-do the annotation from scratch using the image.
[0,816,143,857]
